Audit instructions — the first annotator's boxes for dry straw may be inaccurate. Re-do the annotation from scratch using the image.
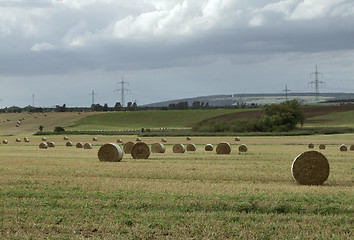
[24,137,30,143]
[42,137,47,141]
[339,144,347,151]
[291,150,330,185]
[136,138,142,142]
[39,142,48,149]
[186,136,192,141]
[123,141,135,154]
[173,144,186,153]
[216,142,231,154]
[235,137,241,142]
[151,142,166,153]
[16,138,21,142]
[84,143,93,149]
[319,144,326,150]
[92,137,98,141]
[308,143,314,149]
[205,144,214,151]
[98,143,123,162]
[350,145,354,151]
[238,144,248,153]
[161,138,167,143]
[76,142,83,148]
[131,142,150,159]
[2,140,8,144]
[63,136,69,140]
[47,142,55,148]
[66,141,73,147]
[187,143,197,152]
[117,139,123,144]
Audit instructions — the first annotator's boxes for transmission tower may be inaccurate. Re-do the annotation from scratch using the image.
[114,76,130,107]
[32,94,35,107]
[309,65,325,103]
[282,85,291,101]
[89,90,97,105]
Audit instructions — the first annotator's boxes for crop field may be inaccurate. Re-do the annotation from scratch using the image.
[0,134,353,239]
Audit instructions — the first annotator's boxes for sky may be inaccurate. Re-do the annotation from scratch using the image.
[1,0,354,108]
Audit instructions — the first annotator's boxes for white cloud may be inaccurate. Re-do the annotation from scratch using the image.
[31,42,55,51]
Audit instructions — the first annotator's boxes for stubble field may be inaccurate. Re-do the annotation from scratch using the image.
[0,134,353,239]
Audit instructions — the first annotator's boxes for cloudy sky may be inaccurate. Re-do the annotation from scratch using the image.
[1,0,354,107]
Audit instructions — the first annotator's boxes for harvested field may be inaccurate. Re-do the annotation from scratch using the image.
[0,134,352,239]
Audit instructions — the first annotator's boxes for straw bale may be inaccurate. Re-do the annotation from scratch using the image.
[136,138,142,142]
[291,151,330,185]
[308,143,314,149]
[235,137,240,142]
[186,136,192,141]
[319,144,326,150]
[205,144,214,151]
[340,144,347,152]
[63,136,69,140]
[238,144,248,153]
[117,139,123,144]
[16,138,21,142]
[84,143,93,149]
[47,142,55,148]
[350,145,354,151]
[187,143,197,152]
[216,142,231,154]
[123,142,135,154]
[98,143,123,162]
[42,137,47,141]
[39,142,48,149]
[2,140,8,144]
[131,142,150,159]
[173,144,186,153]
[161,138,167,143]
[92,137,98,141]
[66,141,73,147]
[151,142,166,153]
[24,137,30,143]
[76,142,83,148]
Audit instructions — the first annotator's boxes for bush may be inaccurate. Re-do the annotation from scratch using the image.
[54,126,65,132]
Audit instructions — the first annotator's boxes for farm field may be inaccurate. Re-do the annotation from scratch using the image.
[0,134,353,239]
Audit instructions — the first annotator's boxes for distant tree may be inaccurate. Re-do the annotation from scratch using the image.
[114,102,122,111]
[132,102,138,111]
[39,125,44,132]
[103,103,109,112]
[54,126,65,132]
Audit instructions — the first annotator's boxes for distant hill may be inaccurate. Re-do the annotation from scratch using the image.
[143,92,354,107]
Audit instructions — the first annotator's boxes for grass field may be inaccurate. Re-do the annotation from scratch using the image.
[0,134,353,239]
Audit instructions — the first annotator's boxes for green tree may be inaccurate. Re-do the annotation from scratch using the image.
[39,125,44,132]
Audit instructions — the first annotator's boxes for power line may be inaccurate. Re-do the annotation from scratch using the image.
[114,76,130,107]
[89,90,97,105]
[282,85,291,101]
[309,65,325,103]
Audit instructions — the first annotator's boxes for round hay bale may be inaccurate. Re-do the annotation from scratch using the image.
[151,142,166,153]
[66,141,73,147]
[350,145,354,151]
[216,142,231,154]
[308,143,314,149]
[238,144,248,153]
[339,144,347,152]
[161,138,167,143]
[84,143,93,149]
[42,137,47,141]
[76,142,83,148]
[123,141,135,154]
[2,140,8,144]
[117,139,123,144]
[187,143,197,152]
[291,151,330,185]
[173,144,186,153]
[131,142,150,159]
[136,137,142,142]
[39,142,48,149]
[92,137,98,141]
[186,136,192,141]
[47,142,55,148]
[98,143,123,162]
[16,138,21,142]
[63,136,69,140]
[319,144,326,150]
[205,144,214,151]
[235,137,240,141]
[24,137,30,143]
